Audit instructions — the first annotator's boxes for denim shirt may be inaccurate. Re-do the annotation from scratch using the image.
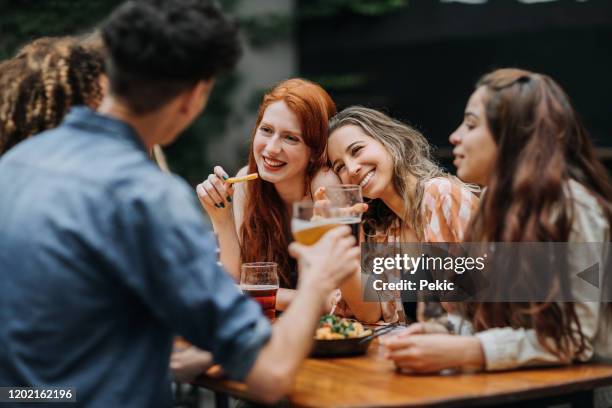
[0,107,271,407]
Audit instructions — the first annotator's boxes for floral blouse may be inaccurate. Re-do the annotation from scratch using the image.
[370,177,480,323]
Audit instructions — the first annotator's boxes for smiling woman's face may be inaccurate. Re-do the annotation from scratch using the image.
[327,124,394,199]
[252,100,311,184]
[449,86,498,186]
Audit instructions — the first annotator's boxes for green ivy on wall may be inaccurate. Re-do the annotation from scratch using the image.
[0,0,124,60]
[299,0,407,18]
[0,0,296,186]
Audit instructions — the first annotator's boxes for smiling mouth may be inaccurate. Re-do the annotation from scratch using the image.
[263,156,286,168]
[359,170,375,189]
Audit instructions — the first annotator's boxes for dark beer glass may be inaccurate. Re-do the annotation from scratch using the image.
[240,262,279,320]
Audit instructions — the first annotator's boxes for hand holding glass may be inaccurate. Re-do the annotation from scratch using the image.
[291,201,344,245]
[320,184,364,243]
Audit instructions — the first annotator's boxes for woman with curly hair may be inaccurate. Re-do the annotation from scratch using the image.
[0,34,106,155]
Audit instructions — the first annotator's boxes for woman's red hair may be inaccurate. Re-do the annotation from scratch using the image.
[240,78,336,288]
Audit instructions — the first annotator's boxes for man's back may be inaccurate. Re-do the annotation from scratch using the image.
[0,107,270,407]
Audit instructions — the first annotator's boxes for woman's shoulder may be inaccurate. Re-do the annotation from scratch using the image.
[235,166,249,178]
[424,176,478,195]
[420,176,479,242]
[232,166,250,222]
[568,179,601,211]
[567,179,609,242]
[422,176,479,209]
[233,166,250,197]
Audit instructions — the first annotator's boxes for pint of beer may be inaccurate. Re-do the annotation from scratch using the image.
[240,262,279,320]
[291,201,344,246]
[240,284,277,319]
[292,218,342,245]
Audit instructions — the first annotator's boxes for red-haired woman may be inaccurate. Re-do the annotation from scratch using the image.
[383,69,612,376]
[197,78,342,311]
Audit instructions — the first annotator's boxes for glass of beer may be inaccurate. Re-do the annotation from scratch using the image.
[240,262,279,321]
[323,184,363,243]
[292,201,343,245]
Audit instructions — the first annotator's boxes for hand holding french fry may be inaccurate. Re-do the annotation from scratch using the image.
[196,165,236,217]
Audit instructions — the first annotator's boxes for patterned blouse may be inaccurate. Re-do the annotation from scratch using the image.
[369,177,480,323]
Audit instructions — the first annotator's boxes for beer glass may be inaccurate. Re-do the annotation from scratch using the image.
[240,262,279,320]
[324,184,363,243]
[291,201,343,245]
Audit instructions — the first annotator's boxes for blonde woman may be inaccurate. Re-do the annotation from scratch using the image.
[327,106,480,323]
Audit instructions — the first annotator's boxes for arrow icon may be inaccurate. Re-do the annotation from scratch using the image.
[577,262,599,288]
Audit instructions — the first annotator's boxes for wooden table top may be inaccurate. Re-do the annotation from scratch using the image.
[195,340,612,408]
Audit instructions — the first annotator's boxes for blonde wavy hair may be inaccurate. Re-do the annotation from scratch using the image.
[329,106,448,240]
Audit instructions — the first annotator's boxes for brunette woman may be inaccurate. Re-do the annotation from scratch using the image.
[384,68,612,373]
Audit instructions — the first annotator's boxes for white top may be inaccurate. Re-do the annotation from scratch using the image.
[450,179,612,370]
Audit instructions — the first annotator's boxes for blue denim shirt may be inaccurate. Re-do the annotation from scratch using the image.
[0,107,271,407]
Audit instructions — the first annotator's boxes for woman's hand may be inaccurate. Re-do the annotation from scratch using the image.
[170,346,214,382]
[196,166,234,223]
[397,321,452,336]
[326,289,342,314]
[382,332,484,373]
[313,186,368,215]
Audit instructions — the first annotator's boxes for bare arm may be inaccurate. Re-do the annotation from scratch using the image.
[197,166,247,281]
[311,169,382,322]
[275,288,296,311]
[270,168,336,312]
[244,226,360,403]
[337,271,382,323]
[384,332,484,373]
[216,167,249,280]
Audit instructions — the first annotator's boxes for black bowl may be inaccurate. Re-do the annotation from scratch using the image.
[310,336,373,358]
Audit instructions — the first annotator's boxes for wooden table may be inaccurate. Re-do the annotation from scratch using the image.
[195,340,612,407]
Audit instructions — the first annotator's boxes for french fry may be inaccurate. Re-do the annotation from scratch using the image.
[225,173,258,184]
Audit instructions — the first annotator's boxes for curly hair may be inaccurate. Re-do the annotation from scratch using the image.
[0,35,105,155]
[101,0,241,114]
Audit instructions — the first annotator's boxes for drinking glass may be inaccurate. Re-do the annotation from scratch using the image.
[240,262,279,320]
[323,184,363,243]
[291,201,343,246]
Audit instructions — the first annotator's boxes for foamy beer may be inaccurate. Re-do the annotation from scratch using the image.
[291,201,345,246]
[240,262,279,320]
[292,218,342,245]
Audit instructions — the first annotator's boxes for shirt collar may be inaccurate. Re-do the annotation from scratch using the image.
[63,106,148,153]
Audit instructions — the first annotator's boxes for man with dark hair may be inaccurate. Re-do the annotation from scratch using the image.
[0,0,360,406]
[102,0,241,114]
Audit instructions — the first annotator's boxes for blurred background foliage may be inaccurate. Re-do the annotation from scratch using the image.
[0,0,296,186]
[2,0,611,184]
[299,0,407,18]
